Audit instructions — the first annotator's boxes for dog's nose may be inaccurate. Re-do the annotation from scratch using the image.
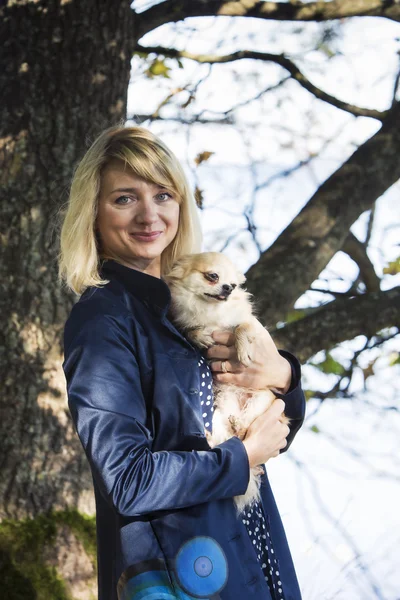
[222,284,233,295]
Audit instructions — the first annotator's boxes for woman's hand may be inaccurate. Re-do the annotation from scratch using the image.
[206,329,292,393]
[242,399,290,466]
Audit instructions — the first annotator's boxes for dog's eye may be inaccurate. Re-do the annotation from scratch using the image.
[204,272,219,283]
[231,283,237,289]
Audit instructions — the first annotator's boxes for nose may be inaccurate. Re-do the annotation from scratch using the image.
[222,284,233,295]
[135,196,158,225]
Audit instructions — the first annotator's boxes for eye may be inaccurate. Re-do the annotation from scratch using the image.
[115,195,132,205]
[157,192,173,202]
[231,283,237,289]
[204,272,219,283]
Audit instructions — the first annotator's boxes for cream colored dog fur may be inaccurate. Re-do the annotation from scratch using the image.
[165,252,289,516]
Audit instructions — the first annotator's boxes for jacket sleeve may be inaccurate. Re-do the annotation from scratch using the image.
[63,312,250,518]
[275,349,306,453]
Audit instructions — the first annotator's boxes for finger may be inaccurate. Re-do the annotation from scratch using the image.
[211,330,235,346]
[212,372,245,385]
[270,398,285,416]
[210,359,244,374]
[206,344,237,361]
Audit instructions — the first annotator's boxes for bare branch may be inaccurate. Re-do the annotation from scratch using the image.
[245,101,400,325]
[135,0,400,39]
[365,205,376,246]
[271,286,400,362]
[392,54,400,107]
[308,287,361,297]
[134,44,386,120]
[196,77,291,118]
[342,231,381,292]
[128,113,235,125]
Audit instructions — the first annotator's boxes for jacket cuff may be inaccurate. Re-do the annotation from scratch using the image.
[272,350,306,453]
[214,435,250,496]
[277,349,300,393]
[274,350,304,417]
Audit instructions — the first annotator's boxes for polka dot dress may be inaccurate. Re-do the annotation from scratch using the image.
[197,356,285,600]
[197,356,214,430]
[241,503,285,599]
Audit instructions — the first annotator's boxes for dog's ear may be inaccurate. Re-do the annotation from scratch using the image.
[165,256,192,280]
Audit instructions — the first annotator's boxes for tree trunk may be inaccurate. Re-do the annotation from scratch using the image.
[0,0,135,520]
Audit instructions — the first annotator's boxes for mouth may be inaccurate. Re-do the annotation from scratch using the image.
[204,293,229,302]
[129,231,162,242]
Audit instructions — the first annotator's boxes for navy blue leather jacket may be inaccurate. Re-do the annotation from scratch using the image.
[63,259,305,600]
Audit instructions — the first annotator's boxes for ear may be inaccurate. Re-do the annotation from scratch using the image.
[165,256,192,280]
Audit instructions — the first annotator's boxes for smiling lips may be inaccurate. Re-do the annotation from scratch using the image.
[130,231,162,242]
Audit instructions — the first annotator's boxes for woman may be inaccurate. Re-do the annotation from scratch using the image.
[59,125,305,600]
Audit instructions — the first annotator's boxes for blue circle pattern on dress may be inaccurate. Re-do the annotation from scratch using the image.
[197,356,285,600]
[175,536,228,597]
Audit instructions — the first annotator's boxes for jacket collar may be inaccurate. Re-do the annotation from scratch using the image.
[100,258,171,314]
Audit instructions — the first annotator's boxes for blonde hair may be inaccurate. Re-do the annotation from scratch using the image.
[58,125,202,294]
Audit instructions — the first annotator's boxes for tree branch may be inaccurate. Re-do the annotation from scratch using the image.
[135,0,400,39]
[128,113,235,124]
[341,231,381,292]
[392,56,400,107]
[271,286,400,362]
[244,101,400,326]
[134,44,386,120]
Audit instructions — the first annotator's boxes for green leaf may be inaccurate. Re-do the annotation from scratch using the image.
[146,58,171,79]
[311,425,320,434]
[317,42,336,58]
[383,256,400,275]
[194,151,215,166]
[304,389,316,402]
[284,309,307,324]
[310,352,346,376]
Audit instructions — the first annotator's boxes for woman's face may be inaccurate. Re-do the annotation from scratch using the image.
[97,160,180,277]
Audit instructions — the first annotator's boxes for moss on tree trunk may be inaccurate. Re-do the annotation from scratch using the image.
[0,509,97,600]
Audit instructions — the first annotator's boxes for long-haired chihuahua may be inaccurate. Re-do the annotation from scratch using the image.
[165,252,289,515]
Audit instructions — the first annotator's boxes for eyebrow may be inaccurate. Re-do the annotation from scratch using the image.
[108,185,168,196]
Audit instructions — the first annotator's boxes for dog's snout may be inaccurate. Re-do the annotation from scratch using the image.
[222,284,233,295]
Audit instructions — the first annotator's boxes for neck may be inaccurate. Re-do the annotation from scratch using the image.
[101,253,161,278]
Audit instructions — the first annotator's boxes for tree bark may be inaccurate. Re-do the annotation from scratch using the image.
[245,102,400,327]
[272,287,400,362]
[136,0,400,38]
[0,0,135,520]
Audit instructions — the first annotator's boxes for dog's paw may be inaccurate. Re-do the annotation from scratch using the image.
[235,426,248,441]
[234,323,256,367]
[188,330,215,349]
[236,347,252,367]
[228,414,239,434]
[228,415,247,440]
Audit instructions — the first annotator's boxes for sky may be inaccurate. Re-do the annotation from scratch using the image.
[128,4,400,598]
